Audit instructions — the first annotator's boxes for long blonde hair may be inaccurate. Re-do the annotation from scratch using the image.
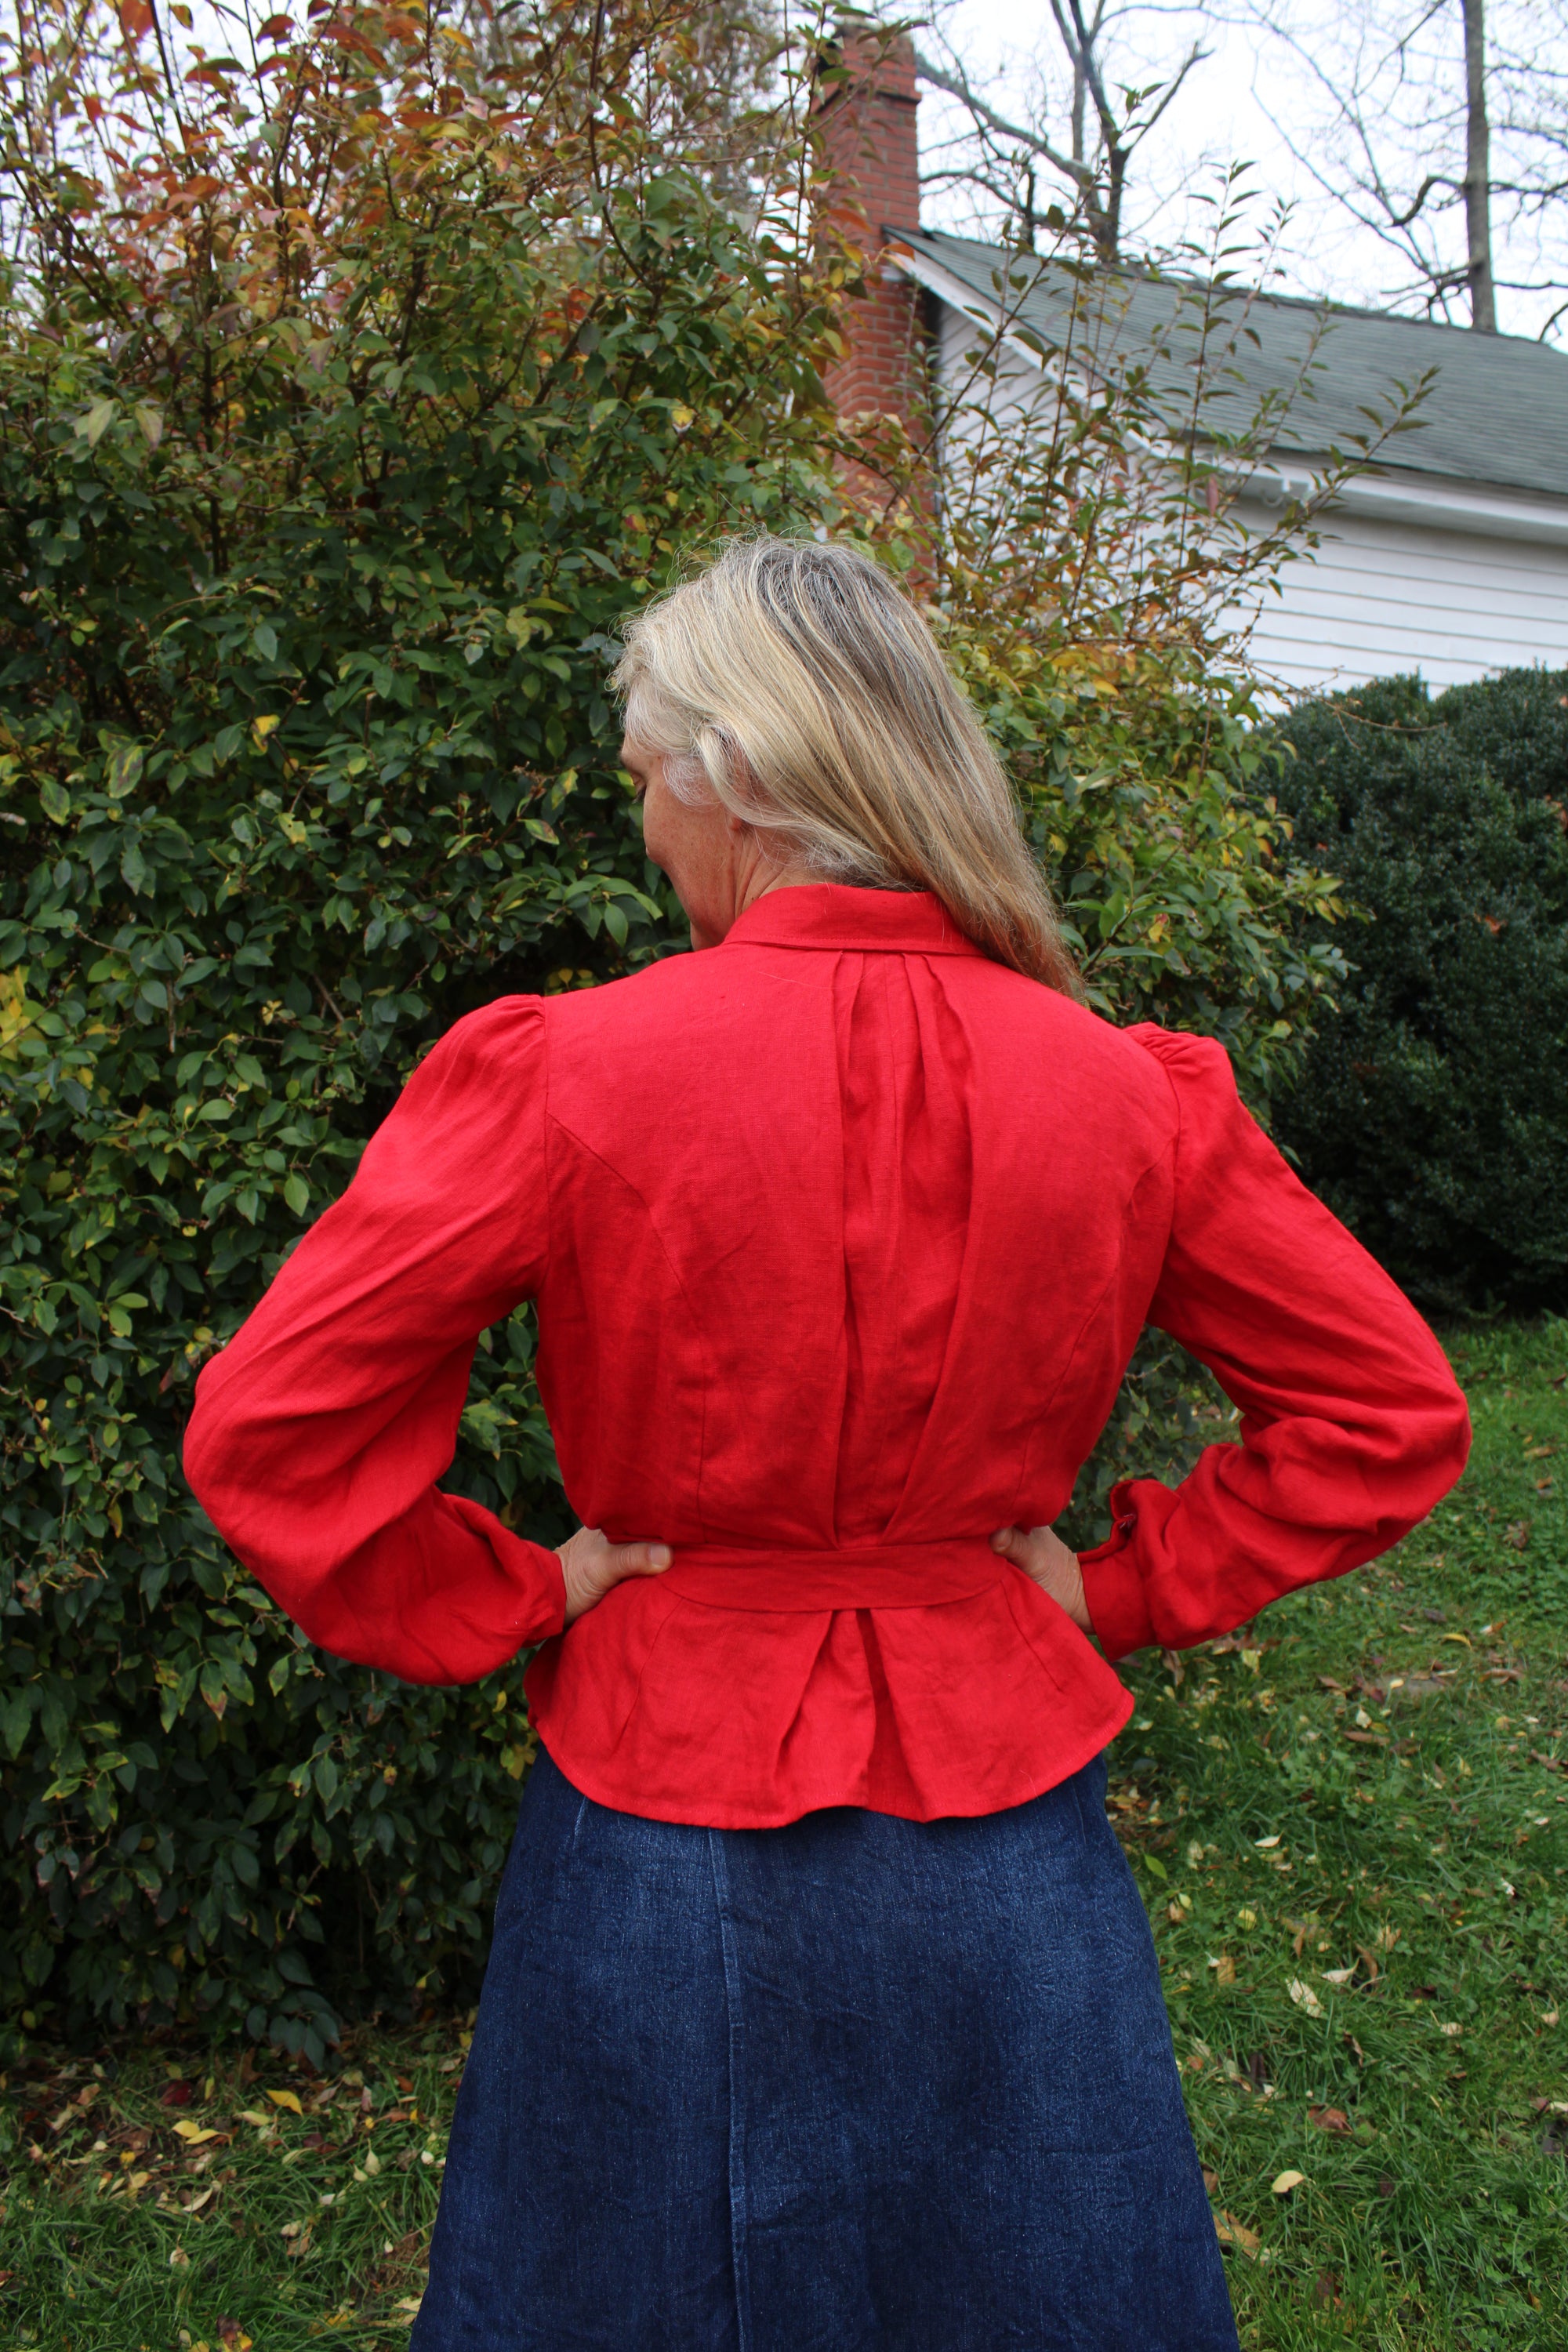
[612,536,1079,995]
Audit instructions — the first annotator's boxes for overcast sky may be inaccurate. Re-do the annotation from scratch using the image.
[913,0,1568,344]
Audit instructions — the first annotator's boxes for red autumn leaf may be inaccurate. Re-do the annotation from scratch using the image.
[118,0,154,38]
[259,13,294,33]
[328,24,388,62]
[1308,2105,1351,2136]
[160,2080,193,2107]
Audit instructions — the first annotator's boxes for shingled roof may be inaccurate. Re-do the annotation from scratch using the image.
[896,227,1568,505]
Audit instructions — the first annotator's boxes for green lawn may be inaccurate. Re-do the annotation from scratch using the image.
[2,1318,1564,2350]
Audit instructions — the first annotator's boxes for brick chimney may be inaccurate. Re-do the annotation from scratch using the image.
[815,22,924,444]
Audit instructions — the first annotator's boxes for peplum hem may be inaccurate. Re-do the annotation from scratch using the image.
[524,1558,1134,1830]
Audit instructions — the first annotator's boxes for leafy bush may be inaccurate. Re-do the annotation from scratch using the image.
[1271,669,1568,1312]
[0,0,838,2060]
[0,2,1349,2053]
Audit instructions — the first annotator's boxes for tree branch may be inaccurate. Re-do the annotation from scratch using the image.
[913,47,1093,194]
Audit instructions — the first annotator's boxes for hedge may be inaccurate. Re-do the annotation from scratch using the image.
[1272,669,1568,1313]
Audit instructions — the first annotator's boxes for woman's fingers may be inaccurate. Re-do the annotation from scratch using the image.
[557,1526,673,1626]
[991,1522,1091,1635]
[619,1540,675,1573]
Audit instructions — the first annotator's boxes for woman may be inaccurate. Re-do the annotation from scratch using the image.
[184,537,1470,2351]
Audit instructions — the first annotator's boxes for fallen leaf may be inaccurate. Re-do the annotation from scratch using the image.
[1377,2174,1396,2197]
[1323,1967,1356,1985]
[1439,2022,1463,2038]
[1254,1834,1282,1849]
[174,2119,220,2143]
[1308,2106,1351,2136]
[237,2109,272,2129]
[1287,1977,1325,2018]
[267,2089,304,2116]
[161,2081,193,2108]
[1202,2166,1218,2194]
[1272,2169,1306,2195]
[217,2324,253,2350]
[169,2246,191,2269]
[1214,2210,1261,2256]
[1441,1632,1472,1648]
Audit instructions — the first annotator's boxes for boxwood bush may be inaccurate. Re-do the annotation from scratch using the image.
[1272,668,1568,1312]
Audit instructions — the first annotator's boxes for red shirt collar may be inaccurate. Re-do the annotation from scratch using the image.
[721,884,984,957]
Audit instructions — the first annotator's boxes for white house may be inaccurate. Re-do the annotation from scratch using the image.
[819,36,1568,694]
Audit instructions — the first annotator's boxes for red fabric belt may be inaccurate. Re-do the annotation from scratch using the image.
[661,1539,1003,1612]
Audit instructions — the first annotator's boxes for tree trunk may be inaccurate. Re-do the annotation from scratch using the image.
[1461,0,1496,331]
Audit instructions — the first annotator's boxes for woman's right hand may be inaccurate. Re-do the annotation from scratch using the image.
[556,1526,673,1627]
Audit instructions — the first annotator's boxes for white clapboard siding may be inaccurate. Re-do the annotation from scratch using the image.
[928,292,1568,695]
[1233,499,1568,692]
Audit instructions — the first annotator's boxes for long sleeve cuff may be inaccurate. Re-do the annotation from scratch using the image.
[1077,1489,1154,1661]
[449,1497,569,1653]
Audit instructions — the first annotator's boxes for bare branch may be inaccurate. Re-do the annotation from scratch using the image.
[913,47,1093,194]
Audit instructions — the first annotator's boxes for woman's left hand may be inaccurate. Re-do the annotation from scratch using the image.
[991,1522,1091,1635]
[556,1526,673,1627]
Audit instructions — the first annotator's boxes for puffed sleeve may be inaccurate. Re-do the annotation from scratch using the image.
[1077,1025,1471,1661]
[183,997,565,1684]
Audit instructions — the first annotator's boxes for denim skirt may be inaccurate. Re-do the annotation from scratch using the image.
[412,1748,1238,2352]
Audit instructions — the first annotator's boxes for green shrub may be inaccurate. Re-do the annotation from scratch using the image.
[1272,669,1568,1312]
[0,0,840,2060]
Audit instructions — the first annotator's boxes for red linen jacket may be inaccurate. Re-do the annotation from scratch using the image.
[183,885,1471,1828]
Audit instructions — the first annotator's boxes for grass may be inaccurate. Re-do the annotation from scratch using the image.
[0,2032,459,2349]
[2,1316,1565,2350]
[1117,1315,1568,2349]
